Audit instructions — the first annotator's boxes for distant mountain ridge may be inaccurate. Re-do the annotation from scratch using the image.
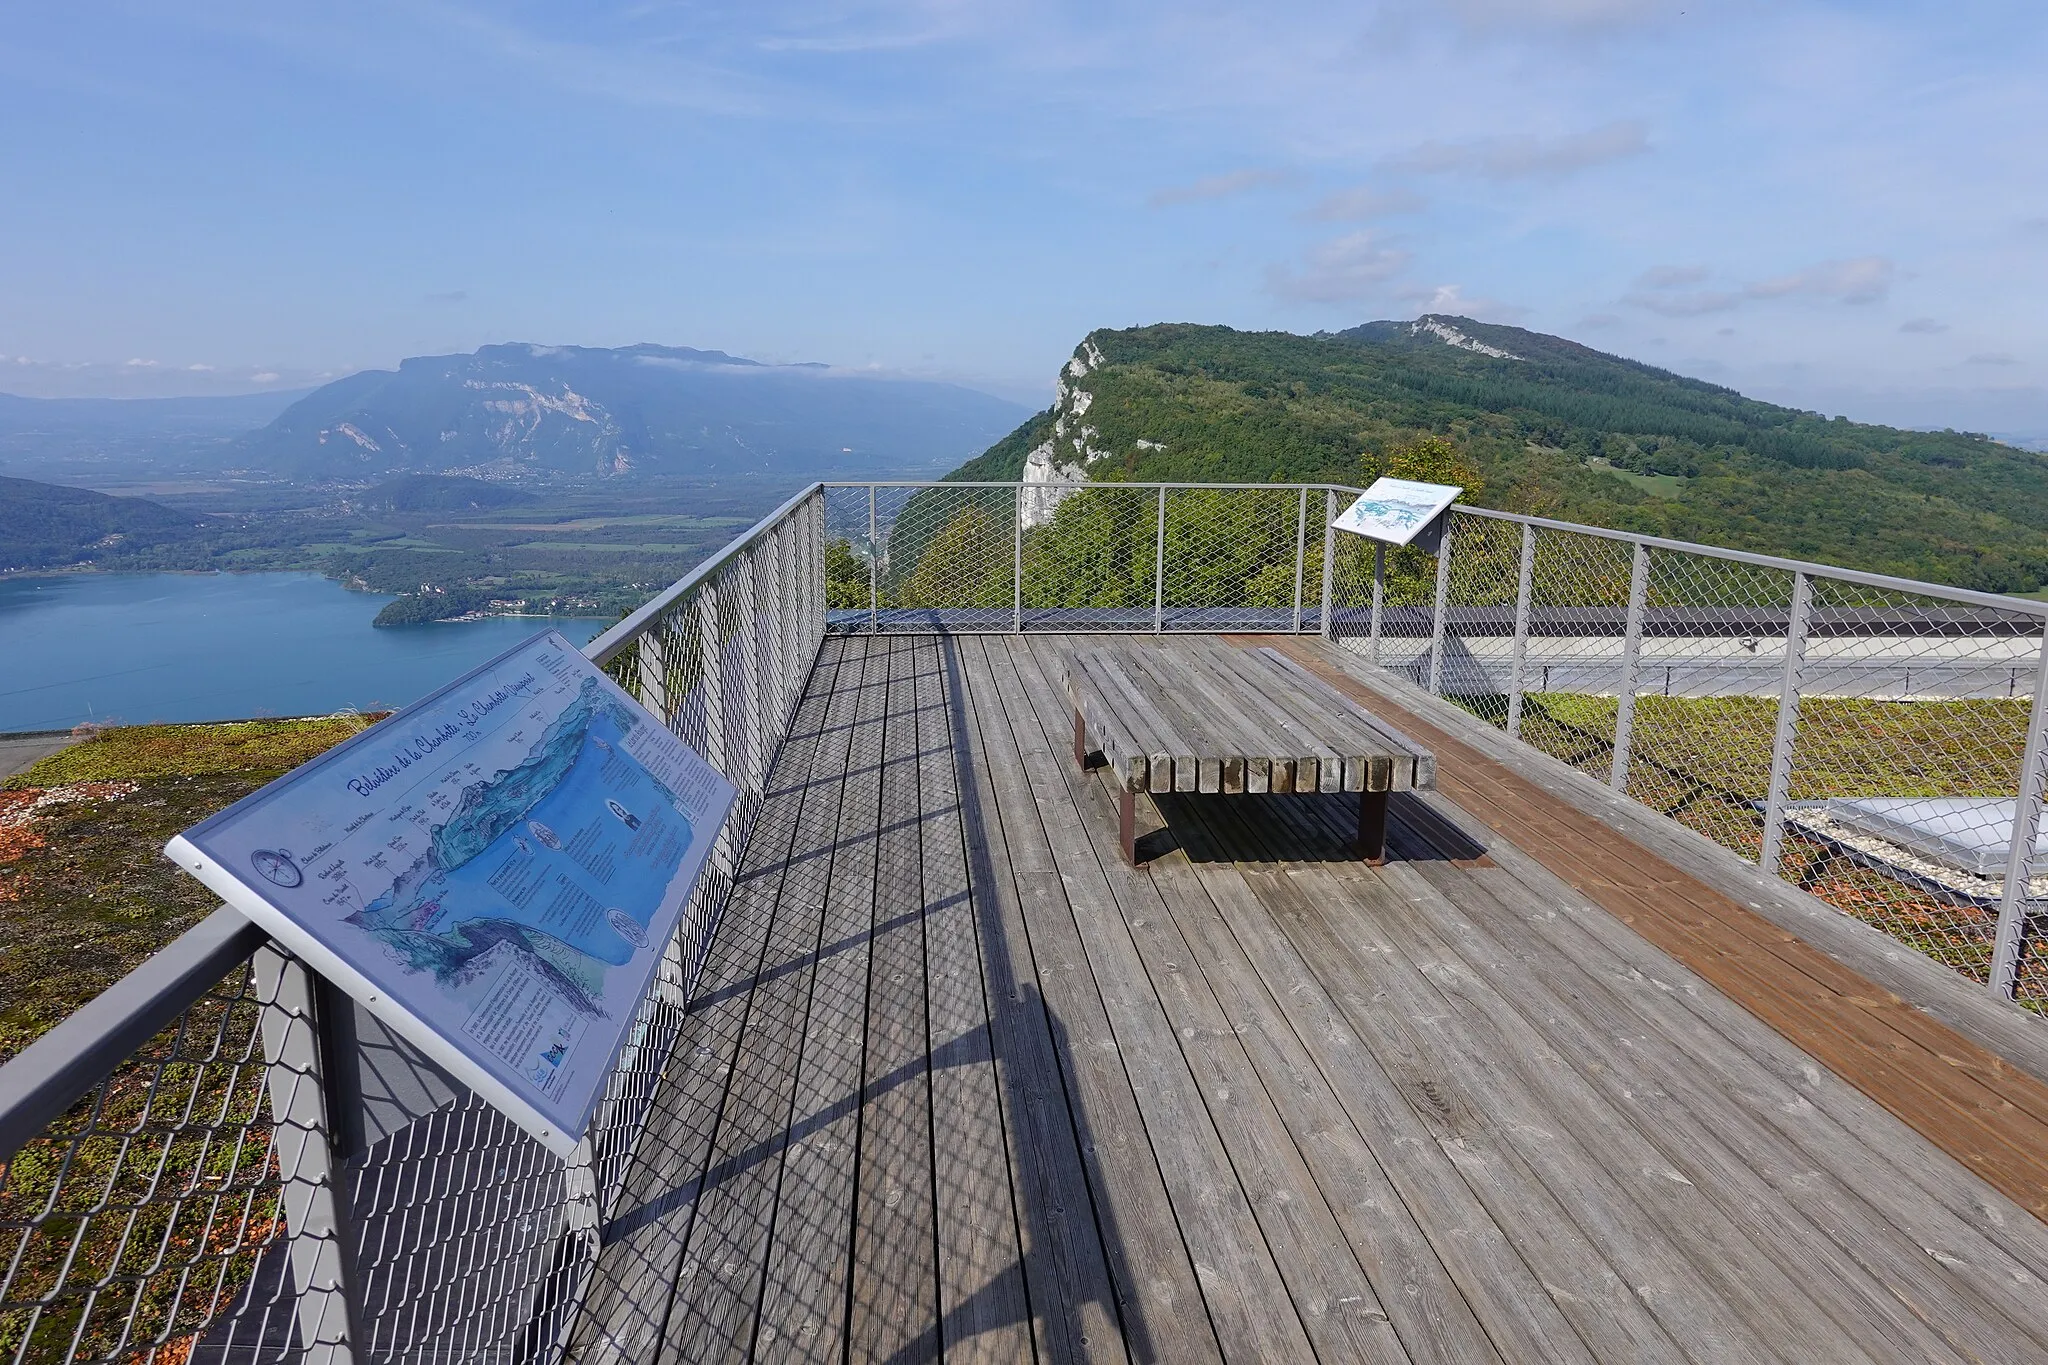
[235,343,1030,480]
[950,316,2048,594]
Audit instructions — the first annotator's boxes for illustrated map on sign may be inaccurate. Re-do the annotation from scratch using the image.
[168,631,734,1152]
[1331,477,1463,546]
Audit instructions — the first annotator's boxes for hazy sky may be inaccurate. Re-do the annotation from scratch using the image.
[4,2,2045,435]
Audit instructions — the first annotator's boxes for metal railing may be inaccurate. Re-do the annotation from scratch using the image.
[820,478,2048,1010]
[4,475,2042,1363]
[1,485,826,1364]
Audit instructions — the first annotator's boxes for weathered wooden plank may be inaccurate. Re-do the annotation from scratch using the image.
[1249,646,1435,787]
[1007,647,1424,1364]
[1269,637,2048,1217]
[1324,848,1892,1362]
[753,637,891,1359]
[574,639,851,1365]
[1161,792,1616,1365]
[1366,805,2043,1365]
[996,638,1354,1363]
[960,637,1227,1365]
[1075,649,1179,791]
[944,636,1133,1365]
[912,637,1035,1364]
[1384,792,2048,1350]
[654,640,860,1365]
[1179,642,1347,786]
[848,639,942,1360]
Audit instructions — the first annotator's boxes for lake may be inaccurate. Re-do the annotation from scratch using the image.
[0,573,609,733]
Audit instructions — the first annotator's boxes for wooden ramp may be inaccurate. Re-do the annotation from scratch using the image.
[572,633,2048,1365]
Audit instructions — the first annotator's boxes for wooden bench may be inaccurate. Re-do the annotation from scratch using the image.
[1065,640,1438,865]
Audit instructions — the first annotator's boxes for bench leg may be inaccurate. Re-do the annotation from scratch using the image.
[1120,784,1138,865]
[1074,708,1089,770]
[1358,789,1390,866]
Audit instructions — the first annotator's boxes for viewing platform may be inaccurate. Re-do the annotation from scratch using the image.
[5,480,2046,1365]
[573,631,2048,1365]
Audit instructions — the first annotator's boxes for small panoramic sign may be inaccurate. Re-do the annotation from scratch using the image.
[1331,477,1463,546]
[166,630,735,1156]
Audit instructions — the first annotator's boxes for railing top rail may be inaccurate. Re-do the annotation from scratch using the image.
[0,904,266,1162]
[825,479,2048,621]
[585,480,824,668]
[1449,502,2048,620]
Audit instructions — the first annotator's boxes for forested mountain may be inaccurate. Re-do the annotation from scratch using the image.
[237,343,1030,480]
[950,317,2048,593]
[0,476,209,571]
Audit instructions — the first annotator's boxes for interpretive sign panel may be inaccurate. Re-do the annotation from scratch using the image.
[1331,477,1462,546]
[166,630,735,1156]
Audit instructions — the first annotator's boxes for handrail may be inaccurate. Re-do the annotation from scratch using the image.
[585,480,824,667]
[0,904,266,1162]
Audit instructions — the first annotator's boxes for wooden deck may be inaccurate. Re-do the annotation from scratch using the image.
[571,633,2048,1365]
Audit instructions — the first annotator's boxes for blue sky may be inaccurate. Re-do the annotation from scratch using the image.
[3,2,2045,437]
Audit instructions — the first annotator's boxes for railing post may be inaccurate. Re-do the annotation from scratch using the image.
[634,630,671,728]
[697,579,725,775]
[255,948,362,1365]
[737,555,764,796]
[1369,542,1385,664]
[1759,571,1812,874]
[1506,523,1535,737]
[1153,486,1167,634]
[1427,522,1453,695]
[1291,485,1308,634]
[1319,490,1336,640]
[1610,542,1651,791]
[866,484,878,631]
[1990,630,2048,999]
[1013,486,1024,634]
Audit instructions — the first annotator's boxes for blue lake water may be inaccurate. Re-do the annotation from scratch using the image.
[0,573,608,732]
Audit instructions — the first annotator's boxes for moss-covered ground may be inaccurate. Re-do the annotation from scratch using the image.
[0,715,378,1064]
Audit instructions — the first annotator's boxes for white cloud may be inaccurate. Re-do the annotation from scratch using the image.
[1389,120,1648,179]
[250,372,282,383]
[1635,264,1708,289]
[1967,352,2018,366]
[1307,185,1425,222]
[1626,257,1896,316]
[1746,256,1894,304]
[1900,317,1947,334]
[1266,232,1412,302]
[1397,282,1529,322]
[1148,168,1294,207]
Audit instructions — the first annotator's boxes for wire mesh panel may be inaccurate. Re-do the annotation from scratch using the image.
[1436,515,1524,727]
[1159,486,1303,631]
[1510,524,1638,782]
[1616,551,1798,861]
[2,958,291,1365]
[1774,577,2046,989]
[1020,484,1158,630]
[875,485,1019,631]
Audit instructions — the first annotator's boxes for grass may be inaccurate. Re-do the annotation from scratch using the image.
[2,715,379,1061]
[2,714,378,1362]
[1585,457,1688,499]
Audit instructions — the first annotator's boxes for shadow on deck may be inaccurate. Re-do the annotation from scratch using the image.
[571,633,2048,1365]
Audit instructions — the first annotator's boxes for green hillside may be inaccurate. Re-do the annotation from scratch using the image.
[0,475,207,572]
[950,317,2048,594]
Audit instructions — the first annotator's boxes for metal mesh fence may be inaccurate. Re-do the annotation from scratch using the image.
[1408,506,2048,1012]
[2,489,831,1364]
[1,955,290,1365]
[1772,577,2045,991]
